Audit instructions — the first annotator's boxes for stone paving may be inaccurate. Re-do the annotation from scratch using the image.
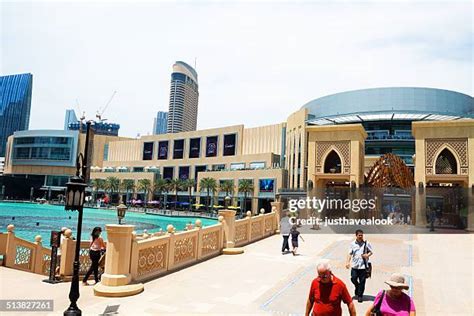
[0,232,472,315]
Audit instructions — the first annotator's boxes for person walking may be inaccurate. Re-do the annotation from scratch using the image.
[346,229,373,303]
[290,225,305,255]
[365,273,416,316]
[280,211,292,254]
[305,261,356,316]
[82,227,106,285]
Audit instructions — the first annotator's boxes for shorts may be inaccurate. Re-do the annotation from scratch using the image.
[292,240,299,248]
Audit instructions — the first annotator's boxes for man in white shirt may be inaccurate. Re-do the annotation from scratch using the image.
[345,229,373,303]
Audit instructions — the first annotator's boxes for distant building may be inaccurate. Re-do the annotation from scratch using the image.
[167,61,199,133]
[64,109,78,130]
[68,121,120,136]
[153,111,168,135]
[0,73,33,157]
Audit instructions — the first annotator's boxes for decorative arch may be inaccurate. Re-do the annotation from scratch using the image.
[323,150,343,173]
[366,153,414,188]
[434,147,458,175]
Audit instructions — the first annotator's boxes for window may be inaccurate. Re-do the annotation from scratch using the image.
[46,175,69,187]
[143,142,154,160]
[173,139,184,159]
[133,167,144,173]
[14,147,30,159]
[249,162,265,169]
[158,141,169,160]
[103,144,109,161]
[163,167,174,180]
[189,138,201,158]
[212,164,225,171]
[230,163,245,170]
[194,165,207,180]
[179,166,190,180]
[206,136,218,157]
[223,134,236,156]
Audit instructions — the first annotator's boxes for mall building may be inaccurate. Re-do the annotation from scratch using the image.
[3,87,474,226]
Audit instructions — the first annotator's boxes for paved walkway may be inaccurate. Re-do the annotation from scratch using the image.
[1,233,472,315]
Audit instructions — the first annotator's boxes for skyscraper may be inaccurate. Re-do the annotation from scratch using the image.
[0,73,33,157]
[153,111,168,135]
[167,61,199,133]
[64,109,78,130]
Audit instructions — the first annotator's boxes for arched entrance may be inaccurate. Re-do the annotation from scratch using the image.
[435,148,458,174]
[324,150,342,173]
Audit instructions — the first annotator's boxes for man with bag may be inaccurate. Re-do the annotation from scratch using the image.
[345,229,373,303]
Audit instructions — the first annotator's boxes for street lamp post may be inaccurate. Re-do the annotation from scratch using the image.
[116,203,127,224]
[64,121,92,316]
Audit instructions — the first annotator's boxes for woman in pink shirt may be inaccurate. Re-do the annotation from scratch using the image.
[365,273,415,316]
[82,227,106,285]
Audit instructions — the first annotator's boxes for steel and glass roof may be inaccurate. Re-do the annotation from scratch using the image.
[303,87,473,125]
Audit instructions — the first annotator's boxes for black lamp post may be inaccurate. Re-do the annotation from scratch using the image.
[64,121,92,316]
[117,203,127,224]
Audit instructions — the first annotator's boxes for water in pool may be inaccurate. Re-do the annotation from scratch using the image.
[0,202,216,242]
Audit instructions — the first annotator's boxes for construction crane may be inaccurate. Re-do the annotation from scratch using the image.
[96,91,117,122]
[75,98,86,133]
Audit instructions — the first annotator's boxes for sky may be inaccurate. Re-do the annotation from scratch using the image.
[1,0,472,137]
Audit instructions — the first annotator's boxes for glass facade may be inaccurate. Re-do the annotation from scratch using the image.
[0,73,33,157]
[12,136,73,162]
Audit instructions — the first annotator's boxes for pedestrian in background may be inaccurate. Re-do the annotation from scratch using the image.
[83,227,106,285]
[346,229,373,303]
[280,210,292,254]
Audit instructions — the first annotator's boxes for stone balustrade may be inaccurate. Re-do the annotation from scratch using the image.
[0,225,52,276]
[130,220,224,283]
[0,208,279,297]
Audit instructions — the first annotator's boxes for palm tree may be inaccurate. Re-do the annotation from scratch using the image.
[184,179,196,211]
[137,179,152,208]
[105,176,120,205]
[238,179,254,216]
[199,178,217,212]
[219,180,235,206]
[152,178,168,208]
[91,178,106,204]
[121,179,135,204]
[170,178,185,210]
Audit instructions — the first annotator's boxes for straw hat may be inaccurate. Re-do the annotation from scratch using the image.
[385,273,409,290]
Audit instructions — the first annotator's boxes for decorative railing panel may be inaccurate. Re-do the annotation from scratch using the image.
[42,250,52,276]
[79,241,91,275]
[250,217,264,241]
[14,244,33,271]
[172,232,198,268]
[198,224,223,260]
[234,220,249,247]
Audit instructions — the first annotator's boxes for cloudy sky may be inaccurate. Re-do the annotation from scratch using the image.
[2,1,472,137]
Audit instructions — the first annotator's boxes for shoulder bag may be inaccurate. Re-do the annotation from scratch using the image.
[370,290,385,316]
[364,240,372,278]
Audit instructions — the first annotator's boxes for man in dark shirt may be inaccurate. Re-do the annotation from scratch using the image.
[305,262,356,316]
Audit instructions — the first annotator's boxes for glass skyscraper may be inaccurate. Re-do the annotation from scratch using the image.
[153,111,168,135]
[0,73,33,157]
[64,109,78,130]
[167,61,199,133]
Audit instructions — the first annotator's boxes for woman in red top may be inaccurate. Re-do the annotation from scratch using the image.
[82,227,106,285]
